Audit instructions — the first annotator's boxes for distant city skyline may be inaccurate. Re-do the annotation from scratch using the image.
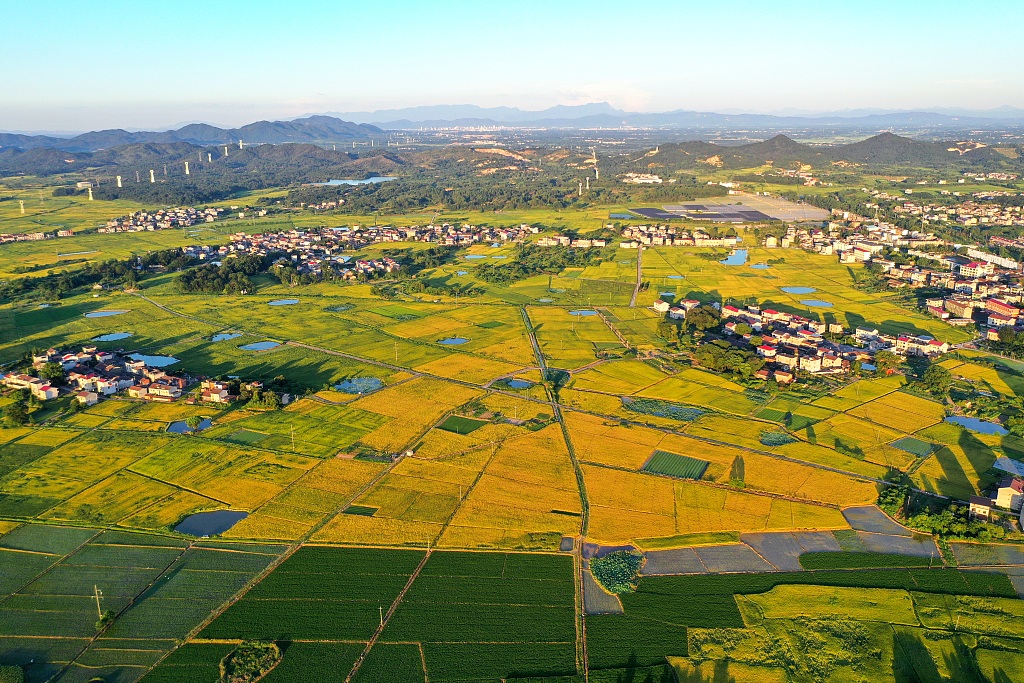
[2,0,1022,131]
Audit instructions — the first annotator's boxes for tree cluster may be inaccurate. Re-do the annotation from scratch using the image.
[173,255,268,295]
[475,244,600,285]
[1,248,194,301]
[693,340,765,378]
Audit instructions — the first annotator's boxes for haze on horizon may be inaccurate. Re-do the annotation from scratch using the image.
[2,0,1022,132]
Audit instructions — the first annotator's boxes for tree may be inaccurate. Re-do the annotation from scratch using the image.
[184,416,203,433]
[873,350,901,373]
[95,610,115,631]
[38,362,65,385]
[656,319,676,341]
[729,456,745,487]
[3,400,28,427]
[1008,413,1024,438]
[686,305,720,333]
[734,323,752,336]
[921,364,952,396]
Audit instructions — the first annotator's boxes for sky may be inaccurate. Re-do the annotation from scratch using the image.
[2,0,1022,132]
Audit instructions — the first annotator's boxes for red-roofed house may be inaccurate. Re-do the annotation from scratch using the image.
[988,313,1016,328]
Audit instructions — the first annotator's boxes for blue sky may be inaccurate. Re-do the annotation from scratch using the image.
[2,0,1022,130]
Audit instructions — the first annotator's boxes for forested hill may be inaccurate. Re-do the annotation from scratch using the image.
[1,132,1018,208]
[0,115,382,152]
[0,142,406,182]
[605,133,1017,172]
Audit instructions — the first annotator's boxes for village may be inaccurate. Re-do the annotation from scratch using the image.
[97,206,227,233]
[177,222,542,279]
[758,211,1024,342]
[652,295,950,385]
[0,206,235,244]
[616,224,741,248]
[1,345,241,408]
[890,191,1024,228]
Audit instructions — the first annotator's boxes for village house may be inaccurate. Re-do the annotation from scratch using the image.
[969,495,993,521]
[994,478,1024,512]
[200,380,235,404]
[75,391,99,406]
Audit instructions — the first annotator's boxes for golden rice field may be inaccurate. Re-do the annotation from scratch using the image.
[568,359,669,395]
[2,226,1008,563]
[527,305,623,369]
[583,464,849,544]
[848,391,944,433]
[438,425,582,549]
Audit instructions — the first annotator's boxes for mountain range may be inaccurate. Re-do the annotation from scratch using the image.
[0,132,1014,183]
[3,104,1024,153]
[321,102,1024,130]
[0,116,382,153]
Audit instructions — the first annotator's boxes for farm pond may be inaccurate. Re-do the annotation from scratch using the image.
[720,250,748,266]
[945,415,1008,435]
[128,353,178,367]
[92,332,133,342]
[84,310,129,318]
[240,341,281,351]
[167,418,212,434]
[174,510,248,536]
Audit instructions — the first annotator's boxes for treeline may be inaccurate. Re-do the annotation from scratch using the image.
[371,280,485,299]
[878,486,1004,541]
[1,249,195,301]
[475,244,601,284]
[173,255,268,295]
[93,179,251,204]
[281,174,735,216]
[382,245,458,271]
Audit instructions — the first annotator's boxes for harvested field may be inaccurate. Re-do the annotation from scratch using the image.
[842,505,912,536]
[740,530,842,571]
[583,570,624,614]
[692,544,776,573]
[640,547,707,576]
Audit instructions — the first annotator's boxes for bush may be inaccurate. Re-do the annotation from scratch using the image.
[759,431,797,447]
[590,551,643,594]
[220,641,281,683]
[623,397,704,422]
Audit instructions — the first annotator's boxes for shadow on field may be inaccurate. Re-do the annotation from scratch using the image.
[171,342,356,391]
[892,629,942,682]
[673,659,739,683]
[596,654,675,683]
[958,430,999,489]
[940,637,986,682]
[930,446,973,498]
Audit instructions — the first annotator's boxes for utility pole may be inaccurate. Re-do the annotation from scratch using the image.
[291,425,295,451]
[93,585,104,618]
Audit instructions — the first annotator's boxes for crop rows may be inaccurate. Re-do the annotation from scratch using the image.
[380,551,577,682]
[642,450,709,480]
[200,546,422,642]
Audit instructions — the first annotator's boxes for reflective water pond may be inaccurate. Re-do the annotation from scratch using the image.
[174,510,248,536]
